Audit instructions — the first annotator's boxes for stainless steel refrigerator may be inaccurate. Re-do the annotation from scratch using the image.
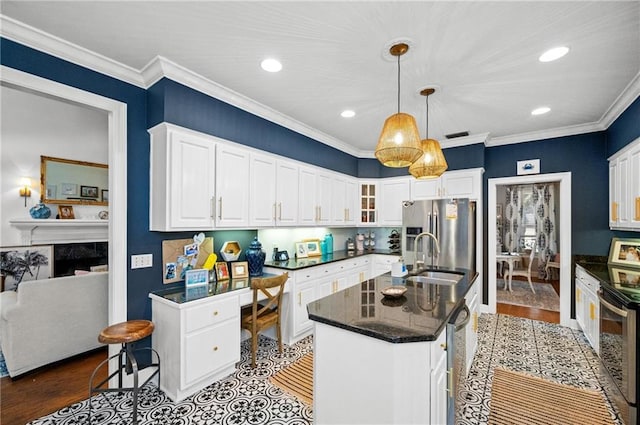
[401,198,476,273]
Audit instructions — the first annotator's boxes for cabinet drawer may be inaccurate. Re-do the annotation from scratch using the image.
[576,266,600,293]
[297,262,341,281]
[184,319,240,385]
[185,297,239,333]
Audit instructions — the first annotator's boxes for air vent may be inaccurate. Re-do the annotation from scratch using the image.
[445,131,469,139]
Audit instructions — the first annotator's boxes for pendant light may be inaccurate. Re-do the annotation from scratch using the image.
[409,88,448,179]
[375,43,422,168]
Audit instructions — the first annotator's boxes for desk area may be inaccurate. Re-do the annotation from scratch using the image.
[149,274,290,402]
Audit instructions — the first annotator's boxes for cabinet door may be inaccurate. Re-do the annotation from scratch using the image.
[430,332,448,425]
[379,179,410,226]
[316,171,333,224]
[441,169,480,199]
[276,161,299,226]
[609,160,619,227]
[359,182,378,225]
[166,128,216,230]
[184,320,240,386]
[332,177,347,225]
[293,281,316,336]
[617,155,630,227]
[344,179,358,225]
[215,144,250,227]
[630,146,640,228]
[575,278,586,331]
[411,178,441,200]
[298,166,317,225]
[249,153,277,227]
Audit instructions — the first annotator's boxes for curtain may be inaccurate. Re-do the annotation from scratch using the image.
[503,186,523,253]
[532,183,558,277]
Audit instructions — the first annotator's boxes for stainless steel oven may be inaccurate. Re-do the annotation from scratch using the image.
[598,287,637,425]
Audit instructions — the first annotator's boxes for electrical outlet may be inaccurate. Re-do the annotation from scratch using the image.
[131,254,153,269]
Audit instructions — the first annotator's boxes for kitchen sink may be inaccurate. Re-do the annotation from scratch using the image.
[406,270,463,286]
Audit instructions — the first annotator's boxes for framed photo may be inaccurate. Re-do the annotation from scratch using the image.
[305,239,322,257]
[295,242,308,258]
[80,185,99,198]
[610,266,640,286]
[608,238,640,268]
[58,205,75,219]
[215,262,230,281]
[0,245,53,291]
[185,268,208,287]
[102,189,109,203]
[61,183,77,196]
[231,261,249,279]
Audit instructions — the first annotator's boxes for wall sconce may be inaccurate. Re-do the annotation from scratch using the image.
[19,177,31,207]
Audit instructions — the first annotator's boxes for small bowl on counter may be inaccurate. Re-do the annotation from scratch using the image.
[380,286,407,299]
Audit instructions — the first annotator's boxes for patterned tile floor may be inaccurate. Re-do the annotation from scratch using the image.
[28,314,622,425]
[458,313,623,425]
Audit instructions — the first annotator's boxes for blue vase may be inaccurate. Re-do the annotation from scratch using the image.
[29,203,51,219]
[245,237,266,277]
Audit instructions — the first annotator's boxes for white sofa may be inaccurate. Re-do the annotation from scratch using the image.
[0,272,108,377]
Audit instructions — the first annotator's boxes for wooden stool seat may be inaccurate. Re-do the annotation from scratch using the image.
[99,320,155,345]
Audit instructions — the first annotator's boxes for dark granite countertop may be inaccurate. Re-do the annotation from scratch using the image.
[576,259,640,307]
[264,249,400,271]
[307,267,478,343]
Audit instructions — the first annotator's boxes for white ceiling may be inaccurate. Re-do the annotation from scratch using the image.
[1,1,639,158]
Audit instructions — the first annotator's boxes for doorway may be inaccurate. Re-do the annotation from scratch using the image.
[488,172,572,328]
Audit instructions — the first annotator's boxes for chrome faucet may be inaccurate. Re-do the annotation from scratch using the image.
[413,232,440,271]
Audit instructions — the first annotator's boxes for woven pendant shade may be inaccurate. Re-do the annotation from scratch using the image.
[409,138,448,179]
[375,112,422,167]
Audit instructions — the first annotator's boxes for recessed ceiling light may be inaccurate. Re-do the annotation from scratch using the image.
[341,110,356,118]
[539,46,569,62]
[261,58,282,72]
[531,107,551,116]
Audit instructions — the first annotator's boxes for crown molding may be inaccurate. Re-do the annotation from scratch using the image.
[0,15,145,88]
[141,56,361,157]
[599,70,640,127]
[485,121,605,147]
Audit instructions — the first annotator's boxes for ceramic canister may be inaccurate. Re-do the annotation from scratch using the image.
[245,237,266,277]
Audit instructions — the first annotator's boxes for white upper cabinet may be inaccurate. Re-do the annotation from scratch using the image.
[332,175,358,225]
[215,144,250,227]
[411,168,482,200]
[315,170,333,225]
[275,160,300,226]
[149,123,216,231]
[298,165,317,225]
[378,177,411,226]
[358,181,378,226]
[609,137,640,230]
[344,178,358,225]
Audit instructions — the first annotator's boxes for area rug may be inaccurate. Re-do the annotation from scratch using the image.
[0,348,8,378]
[269,352,313,405]
[488,368,615,425]
[497,279,559,311]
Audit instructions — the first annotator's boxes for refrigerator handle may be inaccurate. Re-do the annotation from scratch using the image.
[433,213,439,258]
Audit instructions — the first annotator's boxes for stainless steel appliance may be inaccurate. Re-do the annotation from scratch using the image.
[598,285,638,425]
[402,198,476,273]
[446,302,470,425]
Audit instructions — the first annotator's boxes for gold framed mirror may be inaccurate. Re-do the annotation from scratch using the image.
[40,155,108,206]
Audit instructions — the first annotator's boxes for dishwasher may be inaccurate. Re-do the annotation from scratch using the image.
[446,302,471,425]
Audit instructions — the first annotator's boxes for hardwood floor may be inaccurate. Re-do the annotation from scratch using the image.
[497,275,561,324]
[1,348,107,425]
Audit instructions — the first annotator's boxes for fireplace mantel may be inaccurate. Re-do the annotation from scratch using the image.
[9,219,109,245]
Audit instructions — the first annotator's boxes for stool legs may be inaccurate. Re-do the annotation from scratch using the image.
[89,343,160,424]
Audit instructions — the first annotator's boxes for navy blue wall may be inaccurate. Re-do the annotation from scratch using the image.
[2,37,639,321]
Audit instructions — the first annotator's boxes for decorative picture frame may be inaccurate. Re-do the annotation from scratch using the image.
[58,205,75,219]
[305,239,322,257]
[610,266,640,285]
[185,268,208,287]
[61,183,77,196]
[215,262,230,281]
[0,245,53,291]
[295,242,308,258]
[231,261,249,279]
[608,237,640,268]
[80,185,99,198]
[102,189,109,203]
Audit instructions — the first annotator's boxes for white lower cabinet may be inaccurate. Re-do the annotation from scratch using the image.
[150,293,240,401]
[465,277,479,374]
[372,254,401,277]
[430,330,448,425]
[575,265,600,353]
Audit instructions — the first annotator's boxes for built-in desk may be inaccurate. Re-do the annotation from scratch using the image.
[149,274,289,402]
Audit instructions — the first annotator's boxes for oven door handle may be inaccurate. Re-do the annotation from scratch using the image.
[597,290,628,317]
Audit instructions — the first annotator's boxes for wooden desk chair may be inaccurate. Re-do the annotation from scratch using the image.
[241,272,289,368]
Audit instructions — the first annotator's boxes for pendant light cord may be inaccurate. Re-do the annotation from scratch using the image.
[397,54,401,113]
[425,95,429,137]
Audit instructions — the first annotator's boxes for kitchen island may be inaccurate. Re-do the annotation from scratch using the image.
[308,267,479,425]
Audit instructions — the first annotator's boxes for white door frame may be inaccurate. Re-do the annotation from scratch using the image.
[486,172,573,328]
[1,65,128,331]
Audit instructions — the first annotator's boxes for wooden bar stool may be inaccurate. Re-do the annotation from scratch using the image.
[89,320,161,424]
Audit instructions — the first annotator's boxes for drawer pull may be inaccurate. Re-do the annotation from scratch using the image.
[636,197,640,221]
[213,346,218,351]
[213,311,219,316]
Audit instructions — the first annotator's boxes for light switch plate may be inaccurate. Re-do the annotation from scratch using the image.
[131,254,153,269]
